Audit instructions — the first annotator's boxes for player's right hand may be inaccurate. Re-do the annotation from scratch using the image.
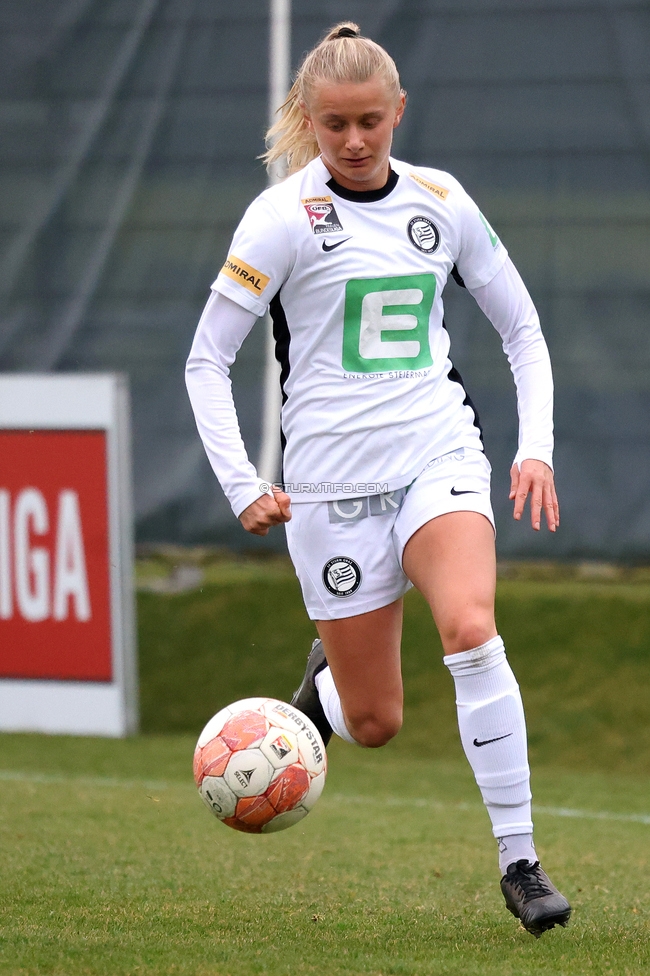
[239,488,291,536]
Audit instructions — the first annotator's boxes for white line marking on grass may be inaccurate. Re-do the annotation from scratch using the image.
[0,770,170,791]
[327,793,650,826]
[3,771,650,826]
[536,804,650,826]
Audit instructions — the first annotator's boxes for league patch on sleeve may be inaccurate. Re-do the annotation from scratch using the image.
[301,196,344,235]
[221,254,270,296]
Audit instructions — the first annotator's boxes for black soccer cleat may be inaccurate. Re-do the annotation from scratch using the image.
[500,859,571,938]
[290,638,332,747]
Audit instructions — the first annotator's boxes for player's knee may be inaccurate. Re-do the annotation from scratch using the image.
[442,616,496,656]
[347,707,402,748]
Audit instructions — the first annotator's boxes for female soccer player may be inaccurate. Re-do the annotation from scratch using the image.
[186,23,571,937]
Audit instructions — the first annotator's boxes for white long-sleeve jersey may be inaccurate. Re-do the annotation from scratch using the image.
[186,156,553,519]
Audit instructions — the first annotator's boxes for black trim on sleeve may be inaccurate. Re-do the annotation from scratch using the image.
[441,317,483,442]
[326,168,399,202]
[269,291,290,458]
[447,364,483,442]
[450,264,466,288]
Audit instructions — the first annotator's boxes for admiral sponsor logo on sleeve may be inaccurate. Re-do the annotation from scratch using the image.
[409,173,449,201]
[221,255,270,296]
[322,557,362,598]
[302,196,344,235]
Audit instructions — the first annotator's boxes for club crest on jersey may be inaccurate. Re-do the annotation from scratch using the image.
[407,216,440,254]
[302,195,344,235]
[322,556,362,597]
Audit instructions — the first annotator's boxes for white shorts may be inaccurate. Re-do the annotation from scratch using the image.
[285,447,494,621]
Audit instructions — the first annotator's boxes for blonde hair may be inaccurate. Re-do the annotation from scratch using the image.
[263,22,404,175]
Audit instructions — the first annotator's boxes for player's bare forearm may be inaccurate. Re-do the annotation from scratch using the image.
[239,488,291,536]
[509,459,559,532]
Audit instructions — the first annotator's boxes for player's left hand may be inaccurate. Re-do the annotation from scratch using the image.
[509,459,559,532]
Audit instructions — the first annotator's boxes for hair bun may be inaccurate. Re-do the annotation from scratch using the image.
[333,26,360,39]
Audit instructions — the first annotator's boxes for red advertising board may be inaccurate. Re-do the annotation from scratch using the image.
[0,430,112,681]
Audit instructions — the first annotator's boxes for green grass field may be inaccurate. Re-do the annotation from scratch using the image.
[2,571,650,974]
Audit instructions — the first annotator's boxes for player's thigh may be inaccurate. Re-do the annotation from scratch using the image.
[315,599,404,730]
[394,449,497,654]
[285,497,408,735]
[402,510,497,655]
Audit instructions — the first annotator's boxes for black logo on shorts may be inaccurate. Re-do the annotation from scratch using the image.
[451,486,479,496]
[407,216,440,253]
[322,557,362,598]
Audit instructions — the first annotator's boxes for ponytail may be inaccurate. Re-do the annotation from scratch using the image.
[263,22,404,175]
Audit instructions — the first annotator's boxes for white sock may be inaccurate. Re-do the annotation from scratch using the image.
[444,636,534,857]
[314,665,357,745]
[498,834,537,875]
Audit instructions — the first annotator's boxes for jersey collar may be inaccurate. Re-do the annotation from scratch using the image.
[313,156,400,202]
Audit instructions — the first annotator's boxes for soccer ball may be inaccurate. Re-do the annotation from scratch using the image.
[193,697,327,833]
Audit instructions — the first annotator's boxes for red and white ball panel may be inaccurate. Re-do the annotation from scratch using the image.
[195,697,269,748]
[194,697,327,834]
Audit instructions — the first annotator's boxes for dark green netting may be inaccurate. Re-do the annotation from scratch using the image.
[1,0,649,557]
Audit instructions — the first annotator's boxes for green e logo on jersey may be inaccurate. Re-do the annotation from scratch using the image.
[342,274,436,373]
